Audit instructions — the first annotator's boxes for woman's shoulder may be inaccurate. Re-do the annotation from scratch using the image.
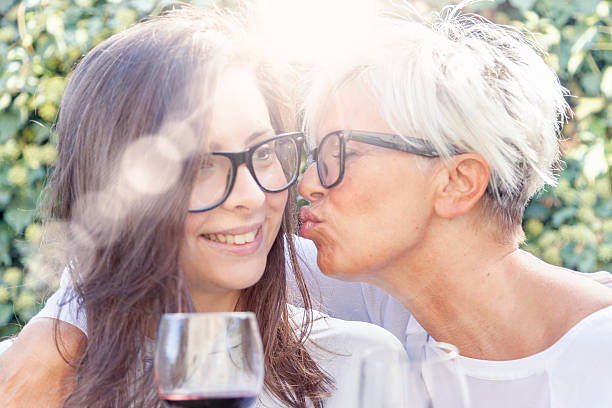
[557,304,612,347]
[287,304,404,353]
[545,305,612,403]
[574,270,612,289]
[287,304,405,407]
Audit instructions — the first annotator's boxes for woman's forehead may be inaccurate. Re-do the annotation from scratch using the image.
[207,68,273,150]
[316,80,393,142]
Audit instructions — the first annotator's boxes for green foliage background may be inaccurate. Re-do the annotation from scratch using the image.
[0,0,610,337]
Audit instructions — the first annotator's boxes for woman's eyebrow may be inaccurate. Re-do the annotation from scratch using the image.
[245,128,275,146]
[207,129,275,152]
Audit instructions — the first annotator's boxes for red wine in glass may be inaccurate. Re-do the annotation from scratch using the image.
[155,314,264,408]
[160,393,257,408]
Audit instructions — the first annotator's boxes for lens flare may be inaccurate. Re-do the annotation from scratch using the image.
[121,135,183,196]
[250,0,380,64]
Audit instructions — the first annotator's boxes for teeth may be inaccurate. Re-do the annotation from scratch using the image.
[203,230,258,245]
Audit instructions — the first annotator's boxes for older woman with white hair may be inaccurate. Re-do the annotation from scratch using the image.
[298,6,612,408]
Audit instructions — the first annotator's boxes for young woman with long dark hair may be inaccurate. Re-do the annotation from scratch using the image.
[0,7,402,408]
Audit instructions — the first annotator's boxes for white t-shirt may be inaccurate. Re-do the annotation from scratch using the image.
[31,236,405,407]
[403,304,612,408]
[257,305,405,408]
[468,304,612,407]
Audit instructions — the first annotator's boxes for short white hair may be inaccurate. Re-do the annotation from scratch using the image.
[302,5,571,232]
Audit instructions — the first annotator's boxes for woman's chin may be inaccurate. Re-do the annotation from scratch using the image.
[316,250,344,278]
[317,251,371,282]
[222,266,266,292]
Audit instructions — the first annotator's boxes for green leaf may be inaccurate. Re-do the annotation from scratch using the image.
[510,0,536,12]
[0,323,20,338]
[583,142,608,181]
[552,207,577,227]
[596,199,612,219]
[0,112,23,143]
[524,201,553,220]
[0,304,13,326]
[601,67,612,98]
[574,97,605,120]
[561,242,580,268]
[32,122,51,144]
[4,205,35,234]
[574,0,601,15]
[571,26,599,54]
[567,51,585,75]
[577,249,598,273]
[580,72,602,96]
[0,93,11,111]
[0,189,11,208]
[0,226,10,266]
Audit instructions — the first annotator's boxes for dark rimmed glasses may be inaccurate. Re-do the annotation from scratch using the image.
[308,130,441,188]
[189,132,304,212]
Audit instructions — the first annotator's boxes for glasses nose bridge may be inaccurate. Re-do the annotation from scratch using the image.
[223,151,266,208]
[306,148,318,167]
[230,149,260,186]
[225,149,254,176]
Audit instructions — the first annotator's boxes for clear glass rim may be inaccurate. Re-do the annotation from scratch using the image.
[161,311,256,320]
[361,341,460,366]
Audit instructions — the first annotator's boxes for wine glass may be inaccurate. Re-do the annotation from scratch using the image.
[359,341,470,408]
[155,312,264,408]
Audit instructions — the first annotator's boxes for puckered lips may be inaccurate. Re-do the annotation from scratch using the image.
[299,207,321,239]
[200,223,263,255]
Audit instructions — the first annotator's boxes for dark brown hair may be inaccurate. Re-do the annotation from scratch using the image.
[45,7,332,408]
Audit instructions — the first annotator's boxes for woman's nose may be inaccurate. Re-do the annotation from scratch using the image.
[223,165,265,211]
[298,163,326,202]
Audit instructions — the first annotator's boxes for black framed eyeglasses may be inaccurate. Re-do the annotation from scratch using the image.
[189,132,304,212]
[308,130,441,189]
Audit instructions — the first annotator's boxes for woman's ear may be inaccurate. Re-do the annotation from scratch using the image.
[433,154,490,219]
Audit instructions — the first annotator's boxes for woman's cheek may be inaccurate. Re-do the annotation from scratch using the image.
[271,190,288,218]
[266,190,288,240]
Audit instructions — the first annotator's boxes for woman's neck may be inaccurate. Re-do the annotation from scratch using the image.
[190,289,242,313]
[370,215,595,361]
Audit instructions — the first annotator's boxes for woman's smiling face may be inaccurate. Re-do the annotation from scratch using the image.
[298,80,436,283]
[181,68,287,311]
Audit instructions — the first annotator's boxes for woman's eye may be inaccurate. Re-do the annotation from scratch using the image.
[200,155,216,170]
[254,147,274,161]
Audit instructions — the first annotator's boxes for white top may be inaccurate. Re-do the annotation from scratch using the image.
[33,236,612,408]
[0,337,14,355]
[31,236,405,407]
[403,272,612,408]
[257,305,405,408]
[420,305,612,408]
